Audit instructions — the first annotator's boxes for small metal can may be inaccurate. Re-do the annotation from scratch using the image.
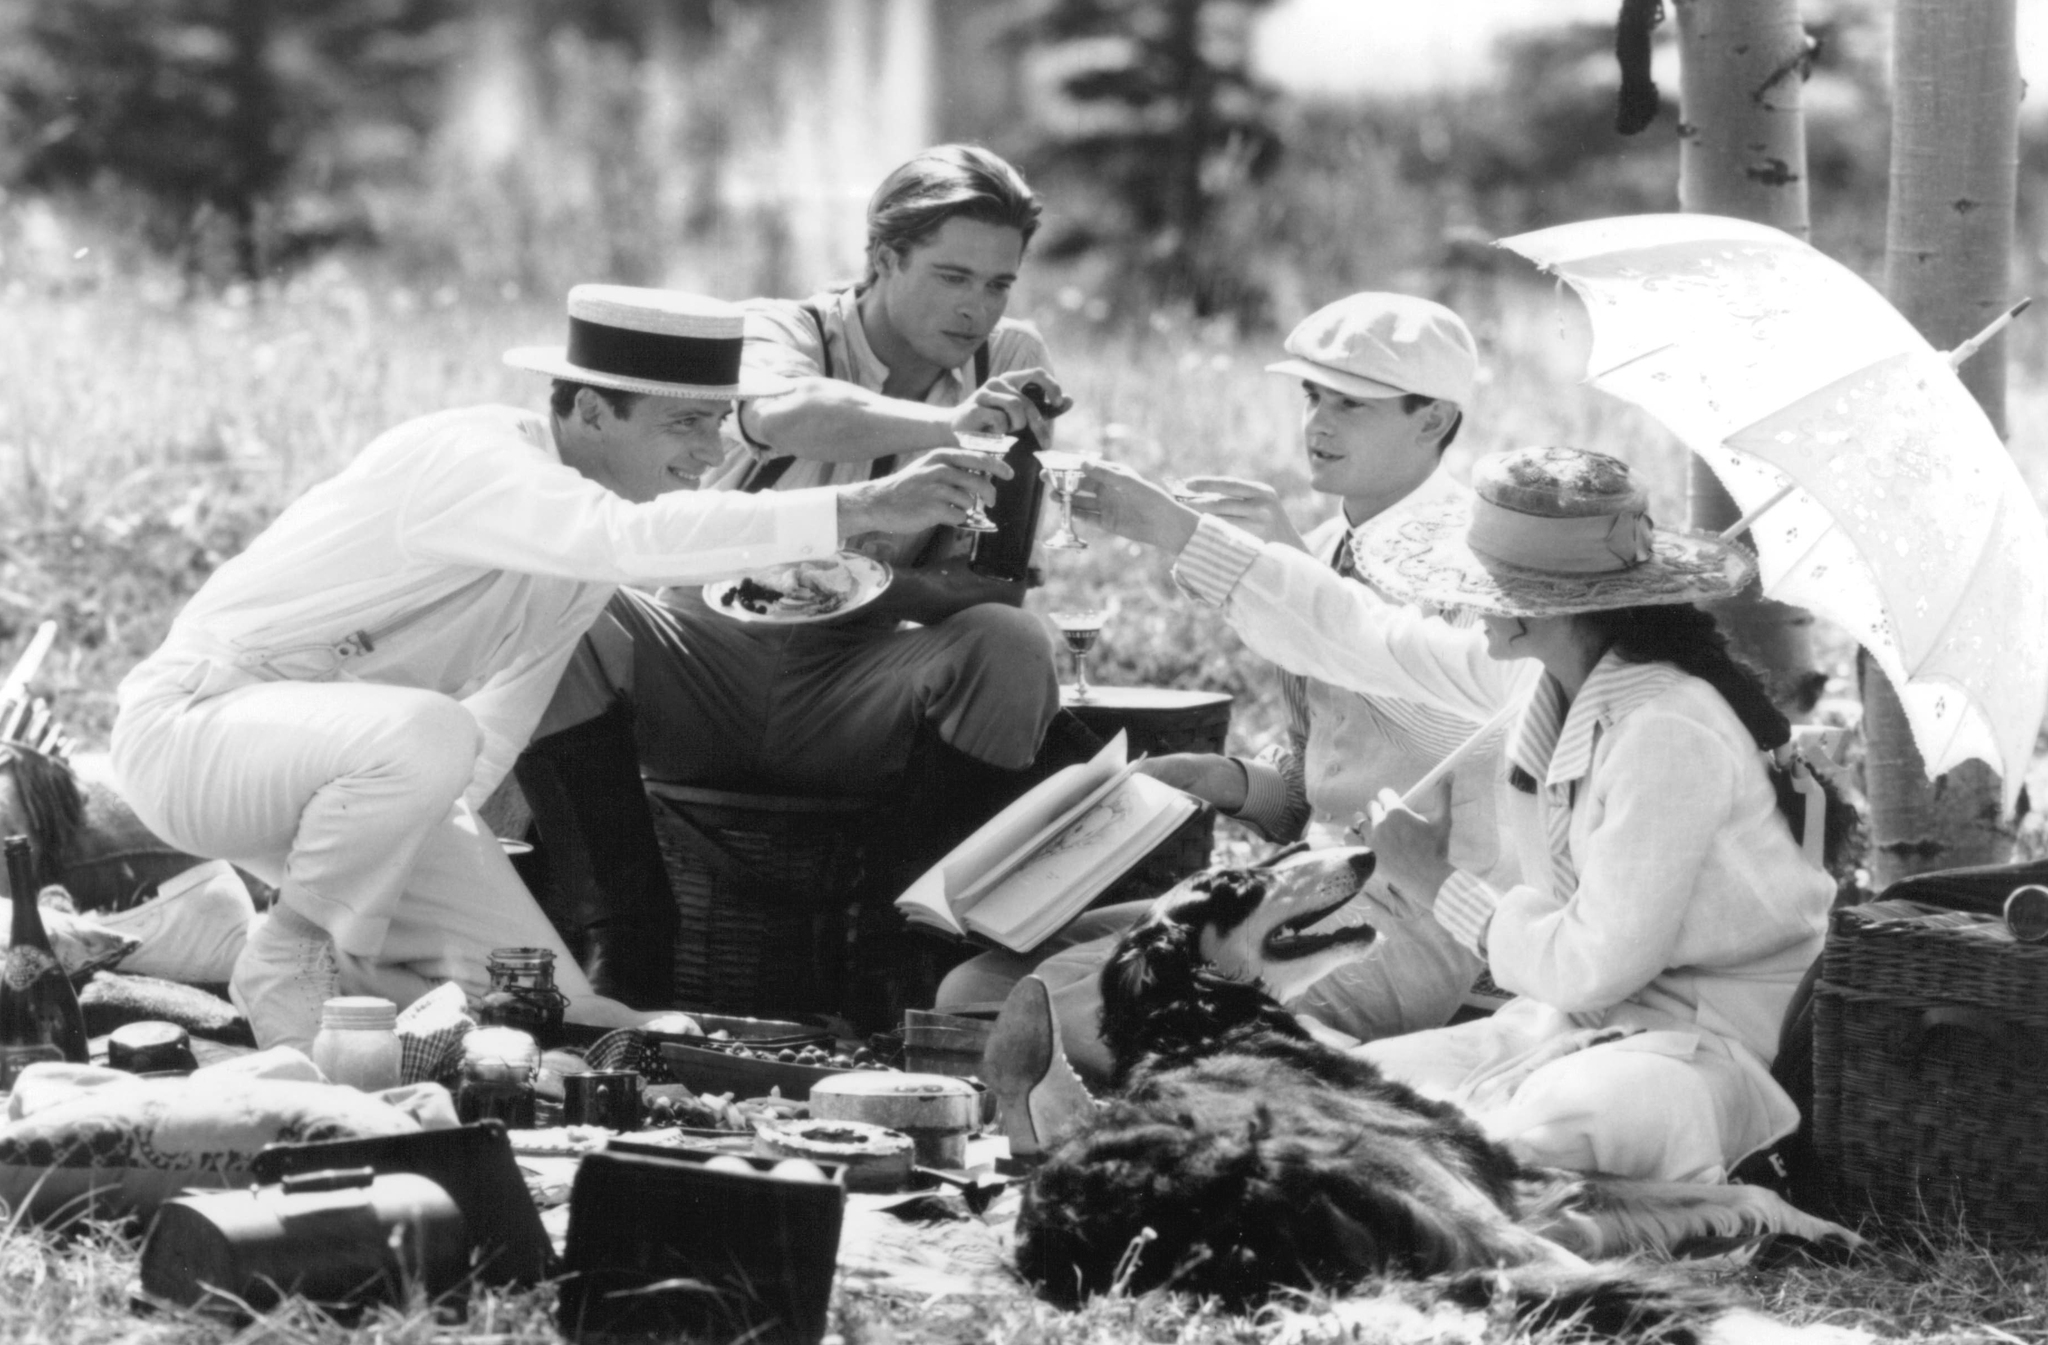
[563,1069,643,1130]
[2006,884,2048,942]
[106,1020,198,1075]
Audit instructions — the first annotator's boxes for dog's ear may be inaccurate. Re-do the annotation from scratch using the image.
[1104,907,1202,1009]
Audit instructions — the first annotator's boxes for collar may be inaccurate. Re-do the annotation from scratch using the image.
[1510,651,1691,790]
[1338,465,1464,536]
[830,287,976,401]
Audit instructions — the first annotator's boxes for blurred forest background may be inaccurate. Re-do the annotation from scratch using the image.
[0,0,2044,757]
[4,0,2042,313]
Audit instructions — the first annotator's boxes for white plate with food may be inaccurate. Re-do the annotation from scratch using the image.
[702,551,892,625]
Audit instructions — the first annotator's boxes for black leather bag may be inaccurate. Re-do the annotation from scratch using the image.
[558,1146,844,1345]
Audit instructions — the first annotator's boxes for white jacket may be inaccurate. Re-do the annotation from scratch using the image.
[118,405,840,804]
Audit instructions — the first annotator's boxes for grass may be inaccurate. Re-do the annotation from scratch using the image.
[7,253,2048,1341]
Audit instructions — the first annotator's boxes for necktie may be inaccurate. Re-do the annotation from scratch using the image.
[1332,531,1358,580]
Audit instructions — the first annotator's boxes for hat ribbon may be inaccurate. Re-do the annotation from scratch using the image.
[565,317,743,388]
[1466,497,1656,574]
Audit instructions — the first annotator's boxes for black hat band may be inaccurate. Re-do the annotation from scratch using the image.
[565,317,743,387]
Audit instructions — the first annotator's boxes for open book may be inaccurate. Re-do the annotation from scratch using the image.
[895,732,1200,953]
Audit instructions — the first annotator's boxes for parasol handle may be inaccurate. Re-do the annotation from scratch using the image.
[0,621,57,707]
[1382,491,1805,816]
[1945,297,2031,370]
[1718,482,1798,539]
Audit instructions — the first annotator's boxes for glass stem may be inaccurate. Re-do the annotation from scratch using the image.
[1073,648,1090,699]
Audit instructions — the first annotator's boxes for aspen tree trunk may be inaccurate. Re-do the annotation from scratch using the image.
[1672,0,1822,710]
[1862,0,2022,889]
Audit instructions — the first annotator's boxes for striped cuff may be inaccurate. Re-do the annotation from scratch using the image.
[1172,513,1264,607]
[1228,758,1291,838]
[1433,869,1499,957]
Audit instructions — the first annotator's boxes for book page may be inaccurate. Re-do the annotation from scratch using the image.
[961,772,1197,950]
[893,732,1129,935]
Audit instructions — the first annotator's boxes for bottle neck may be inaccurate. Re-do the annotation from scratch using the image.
[5,843,49,951]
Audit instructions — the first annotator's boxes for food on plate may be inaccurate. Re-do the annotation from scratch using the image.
[719,557,859,618]
[694,1038,890,1070]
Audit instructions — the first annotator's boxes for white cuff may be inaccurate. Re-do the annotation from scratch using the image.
[780,486,843,554]
[1433,869,1499,958]
[1171,514,1264,607]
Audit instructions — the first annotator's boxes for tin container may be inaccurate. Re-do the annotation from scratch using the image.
[806,1072,978,1170]
[563,1069,642,1130]
[139,1168,467,1316]
[106,1020,197,1075]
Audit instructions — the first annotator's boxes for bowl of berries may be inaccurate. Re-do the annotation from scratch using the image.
[657,1037,894,1102]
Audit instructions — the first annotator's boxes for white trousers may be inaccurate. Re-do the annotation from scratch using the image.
[112,678,613,1018]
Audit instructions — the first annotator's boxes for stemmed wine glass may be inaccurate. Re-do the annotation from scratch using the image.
[1052,608,1108,700]
[951,431,1014,532]
[1036,450,1095,550]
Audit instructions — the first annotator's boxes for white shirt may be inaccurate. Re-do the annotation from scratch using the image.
[119,405,840,804]
[707,287,1054,567]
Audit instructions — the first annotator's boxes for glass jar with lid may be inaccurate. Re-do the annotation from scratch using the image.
[478,947,571,1038]
[310,996,402,1091]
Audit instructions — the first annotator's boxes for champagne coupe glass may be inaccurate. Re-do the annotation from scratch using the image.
[951,432,1013,532]
[1052,608,1108,700]
[1036,449,1092,550]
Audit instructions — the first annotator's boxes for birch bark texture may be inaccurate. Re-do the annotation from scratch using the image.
[1672,0,1822,710]
[1861,0,2024,887]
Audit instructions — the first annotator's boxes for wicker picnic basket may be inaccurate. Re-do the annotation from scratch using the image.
[642,783,873,1020]
[1812,860,2048,1240]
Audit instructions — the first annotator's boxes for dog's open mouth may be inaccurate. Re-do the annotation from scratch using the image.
[1262,894,1377,962]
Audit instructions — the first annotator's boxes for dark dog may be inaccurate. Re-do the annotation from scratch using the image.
[1015,848,1860,1340]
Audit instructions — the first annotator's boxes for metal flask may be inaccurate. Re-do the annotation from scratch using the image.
[139,1168,468,1318]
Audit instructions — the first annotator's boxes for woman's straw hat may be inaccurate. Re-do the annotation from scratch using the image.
[1353,445,1755,618]
[505,285,789,400]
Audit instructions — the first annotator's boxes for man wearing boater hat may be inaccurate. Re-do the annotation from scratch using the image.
[110,286,1003,1051]
[957,294,1523,1141]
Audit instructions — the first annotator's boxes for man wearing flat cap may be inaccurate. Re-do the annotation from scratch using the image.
[960,294,1522,1122]
[111,285,1001,1052]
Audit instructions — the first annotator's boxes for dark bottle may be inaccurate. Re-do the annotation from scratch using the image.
[1,835,90,1087]
[970,383,1061,583]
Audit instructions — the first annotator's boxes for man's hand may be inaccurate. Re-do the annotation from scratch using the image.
[1135,753,1248,813]
[868,558,1026,623]
[837,449,1011,537]
[1364,785,1455,919]
[1071,461,1200,554]
[1172,476,1309,552]
[948,368,1071,442]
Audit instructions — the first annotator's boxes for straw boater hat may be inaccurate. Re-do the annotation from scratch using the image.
[504,285,789,400]
[1354,445,1755,618]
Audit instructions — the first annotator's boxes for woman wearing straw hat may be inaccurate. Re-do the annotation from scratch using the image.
[111,285,1004,1053]
[1081,444,1836,1184]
